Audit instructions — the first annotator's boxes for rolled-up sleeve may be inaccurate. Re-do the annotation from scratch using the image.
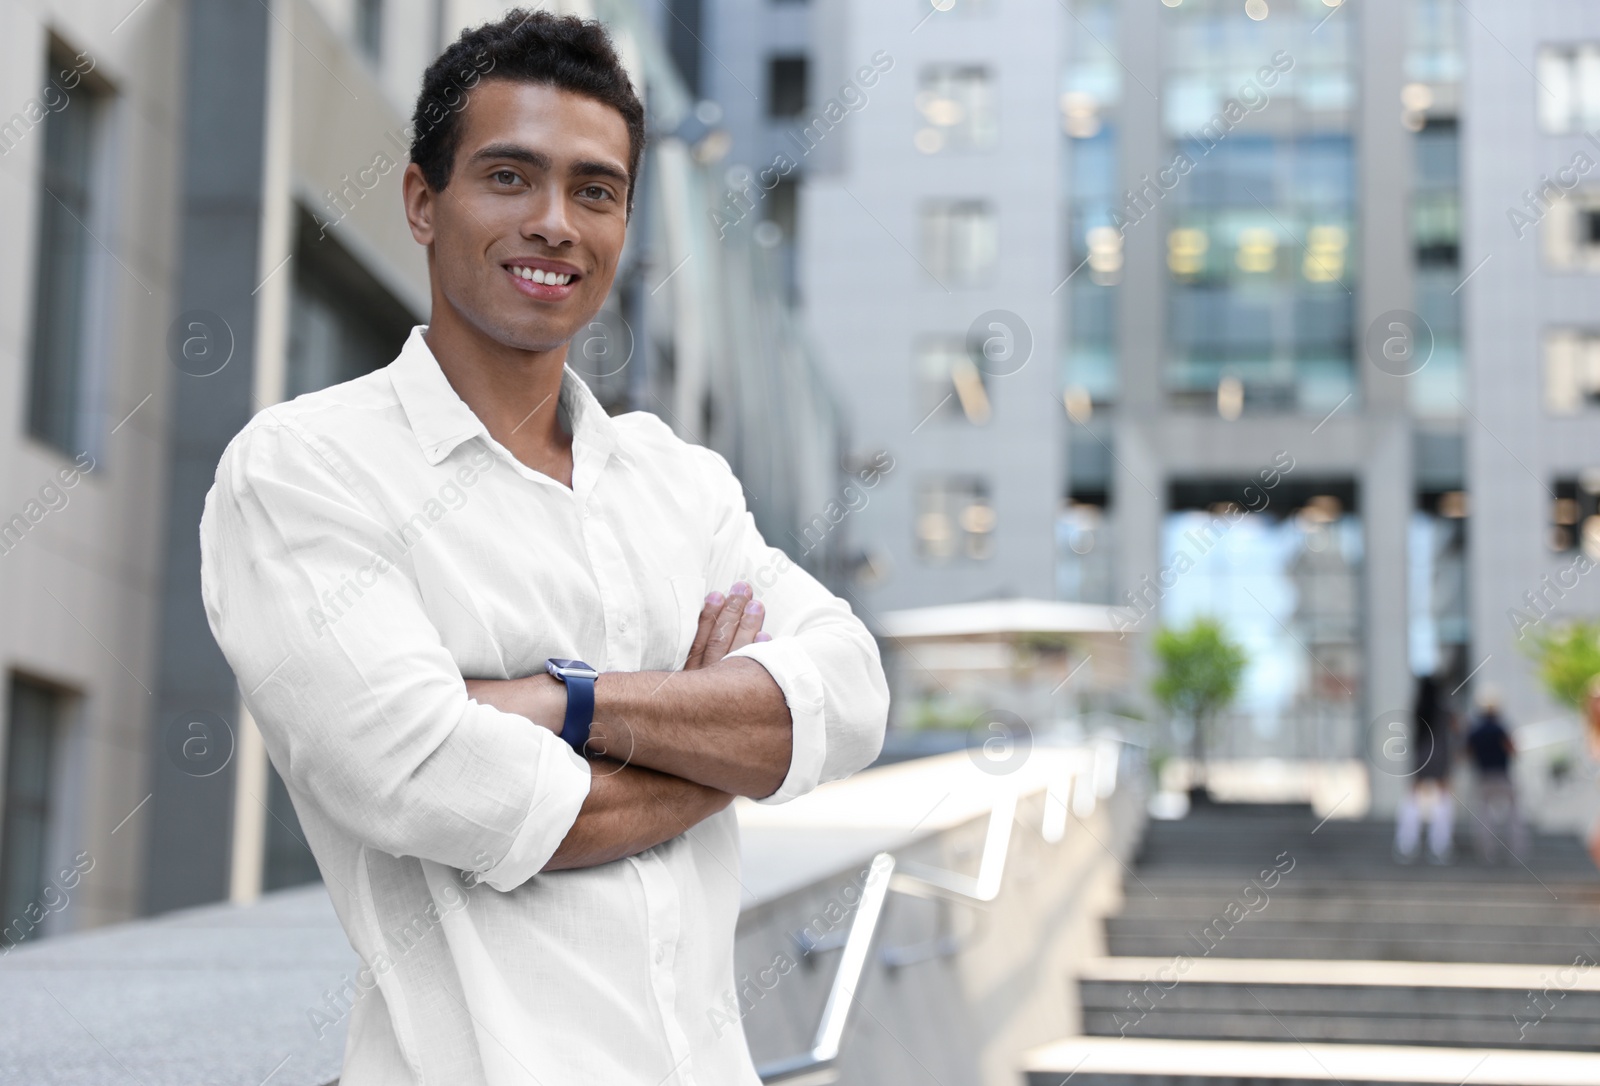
[693,447,890,804]
[199,421,591,890]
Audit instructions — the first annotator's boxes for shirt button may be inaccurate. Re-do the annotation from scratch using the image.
[619,616,629,632]
[654,943,665,964]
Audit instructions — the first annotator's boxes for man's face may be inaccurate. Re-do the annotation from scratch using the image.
[407,80,631,353]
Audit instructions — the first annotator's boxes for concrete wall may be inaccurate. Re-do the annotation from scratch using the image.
[0,0,187,933]
[800,0,1065,612]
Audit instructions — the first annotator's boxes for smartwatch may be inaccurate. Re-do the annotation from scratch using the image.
[545,658,599,753]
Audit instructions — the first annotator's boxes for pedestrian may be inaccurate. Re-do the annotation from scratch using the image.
[1465,688,1526,863]
[1394,673,1456,864]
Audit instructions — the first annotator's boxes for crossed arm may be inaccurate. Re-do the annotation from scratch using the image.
[465,582,790,872]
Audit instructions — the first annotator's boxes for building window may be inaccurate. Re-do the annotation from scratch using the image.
[1,676,66,944]
[763,176,798,241]
[1549,477,1600,555]
[915,336,990,424]
[1163,136,1356,416]
[1543,189,1600,272]
[26,46,106,457]
[767,55,809,119]
[287,211,417,398]
[915,65,996,153]
[916,476,995,561]
[263,765,323,891]
[356,0,384,62]
[920,200,997,287]
[1544,329,1600,414]
[1537,44,1600,134]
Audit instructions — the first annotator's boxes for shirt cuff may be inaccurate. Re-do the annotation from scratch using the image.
[725,639,827,805]
[475,731,593,891]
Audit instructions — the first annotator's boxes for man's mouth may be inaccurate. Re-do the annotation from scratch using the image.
[504,259,581,299]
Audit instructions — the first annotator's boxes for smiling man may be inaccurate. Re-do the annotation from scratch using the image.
[198,11,888,1086]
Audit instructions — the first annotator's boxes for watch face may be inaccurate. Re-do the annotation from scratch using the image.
[547,658,599,678]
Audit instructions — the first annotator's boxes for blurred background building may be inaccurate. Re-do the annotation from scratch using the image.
[678,0,1597,815]
[3,0,1600,946]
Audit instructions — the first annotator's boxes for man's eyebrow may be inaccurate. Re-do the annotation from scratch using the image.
[570,159,631,187]
[468,143,552,170]
[468,143,629,186]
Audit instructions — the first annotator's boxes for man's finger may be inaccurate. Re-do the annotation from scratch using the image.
[727,598,764,655]
[684,592,723,669]
[701,584,751,666]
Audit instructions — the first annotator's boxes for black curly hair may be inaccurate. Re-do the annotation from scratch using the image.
[409,9,646,217]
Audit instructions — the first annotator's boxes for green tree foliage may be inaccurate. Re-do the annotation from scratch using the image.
[1151,618,1248,781]
[1524,620,1600,711]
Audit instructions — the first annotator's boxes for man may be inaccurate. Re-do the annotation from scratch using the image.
[1464,688,1526,864]
[198,11,888,1085]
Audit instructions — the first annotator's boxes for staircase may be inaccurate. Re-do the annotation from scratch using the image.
[1022,802,1600,1085]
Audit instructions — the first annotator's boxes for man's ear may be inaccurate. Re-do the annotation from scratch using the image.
[402,161,437,247]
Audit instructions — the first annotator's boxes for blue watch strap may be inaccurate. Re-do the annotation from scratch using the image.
[558,672,595,753]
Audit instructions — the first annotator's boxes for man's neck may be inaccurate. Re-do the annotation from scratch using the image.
[424,319,575,488]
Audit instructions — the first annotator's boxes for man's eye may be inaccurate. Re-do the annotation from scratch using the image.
[492,170,520,185]
[581,185,613,201]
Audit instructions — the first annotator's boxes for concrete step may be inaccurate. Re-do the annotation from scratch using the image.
[1113,889,1600,925]
[1104,917,1600,964]
[1125,877,1600,902]
[1020,1037,1600,1085]
[1131,815,1600,884]
[1079,957,1600,1050]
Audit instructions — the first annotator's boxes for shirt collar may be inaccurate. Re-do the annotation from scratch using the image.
[388,325,622,468]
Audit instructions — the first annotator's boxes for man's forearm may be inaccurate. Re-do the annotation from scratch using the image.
[542,758,733,871]
[588,658,792,798]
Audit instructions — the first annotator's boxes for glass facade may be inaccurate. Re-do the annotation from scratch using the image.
[1159,0,1356,416]
[1409,499,1469,684]
[1161,490,1362,760]
[1165,135,1356,414]
[1061,0,1120,407]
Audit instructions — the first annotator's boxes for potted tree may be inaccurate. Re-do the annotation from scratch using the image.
[1151,617,1248,804]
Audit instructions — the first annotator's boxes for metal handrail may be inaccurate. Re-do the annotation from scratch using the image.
[759,785,1032,1082]
[757,851,897,1085]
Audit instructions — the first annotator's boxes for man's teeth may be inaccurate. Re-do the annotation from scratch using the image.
[512,266,572,286]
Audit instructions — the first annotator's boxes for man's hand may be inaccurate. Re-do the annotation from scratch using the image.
[684,580,770,670]
[463,581,771,733]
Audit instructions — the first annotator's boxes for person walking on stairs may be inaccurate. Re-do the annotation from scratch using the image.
[1395,672,1456,864]
[1465,688,1527,863]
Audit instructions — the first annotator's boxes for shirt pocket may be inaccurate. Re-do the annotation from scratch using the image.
[666,571,708,670]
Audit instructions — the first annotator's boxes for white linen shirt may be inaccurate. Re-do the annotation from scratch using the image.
[198,326,889,1086]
